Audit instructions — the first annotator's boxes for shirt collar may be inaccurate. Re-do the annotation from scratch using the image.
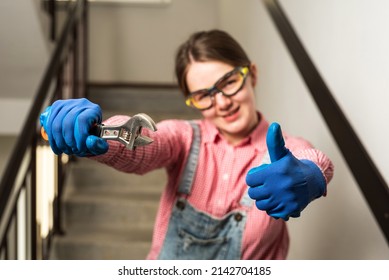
[201,118,220,144]
[250,112,269,152]
[200,112,270,152]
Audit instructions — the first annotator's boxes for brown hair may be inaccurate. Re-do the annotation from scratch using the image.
[175,29,251,97]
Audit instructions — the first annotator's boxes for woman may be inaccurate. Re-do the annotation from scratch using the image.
[41,30,334,259]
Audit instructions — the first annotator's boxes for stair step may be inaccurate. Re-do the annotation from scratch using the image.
[67,158,167,191]
[88,87,201,117]
[66,184,163,199]
[62,158,163,227]
[63,192,160,227]
[50,225,153,260]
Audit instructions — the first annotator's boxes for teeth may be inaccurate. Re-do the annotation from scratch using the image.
[226,108,238,117]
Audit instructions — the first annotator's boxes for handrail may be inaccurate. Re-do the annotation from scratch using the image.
[262,0,389,245]
[0,0,87,259]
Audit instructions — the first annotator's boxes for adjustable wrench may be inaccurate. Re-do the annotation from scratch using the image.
[41,113,157,150]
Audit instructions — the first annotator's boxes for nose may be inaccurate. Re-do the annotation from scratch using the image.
[214,92,232,109]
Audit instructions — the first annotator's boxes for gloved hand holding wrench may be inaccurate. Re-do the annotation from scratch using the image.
[40,98,157,156]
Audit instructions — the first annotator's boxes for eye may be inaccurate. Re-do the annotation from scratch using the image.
[227,78,238,85]
[193,90,209,101]
[220,73,240,89]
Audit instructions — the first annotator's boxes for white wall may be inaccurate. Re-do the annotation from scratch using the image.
[0,0,49,135]
[88,0,219,83]
[218,0,389,259]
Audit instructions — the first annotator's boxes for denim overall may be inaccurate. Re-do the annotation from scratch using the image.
[158,122,269,260]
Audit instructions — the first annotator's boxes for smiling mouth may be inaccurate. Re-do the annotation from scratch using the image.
[222,106,240,118]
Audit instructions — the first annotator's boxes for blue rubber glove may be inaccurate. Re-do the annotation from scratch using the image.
[40,98,108,156]
[246,123,326,220]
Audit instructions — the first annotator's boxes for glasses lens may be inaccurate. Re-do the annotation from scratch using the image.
[190,90,212,110]
[216,70,245,96]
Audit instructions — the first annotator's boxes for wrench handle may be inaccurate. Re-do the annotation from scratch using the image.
[41,123,103,141]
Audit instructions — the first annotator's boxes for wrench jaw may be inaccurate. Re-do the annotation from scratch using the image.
[133,135,154,148]
[96,113,157,150]
[130,113,157,132]
[126,113,157,150]
[101,113,157,150]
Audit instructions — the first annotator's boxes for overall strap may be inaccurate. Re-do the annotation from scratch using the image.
[177,121,201,195]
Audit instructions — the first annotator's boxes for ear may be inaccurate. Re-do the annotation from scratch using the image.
[249,63,258,87]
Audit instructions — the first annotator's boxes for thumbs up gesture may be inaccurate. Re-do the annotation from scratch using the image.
[246,123,326,220]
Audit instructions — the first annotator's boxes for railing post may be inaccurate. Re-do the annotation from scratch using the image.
[52,66,65,237]
[30,134,37,260]
[82,0,88,98]
[48,0,56,41]
[73,23,79,98]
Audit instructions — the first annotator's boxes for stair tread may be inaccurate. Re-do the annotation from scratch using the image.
[64,189,161,202]
[89,87,202,121]
[67,158,167,188]
[50,238,151,260]
[63,192,160,209]
[62,192,160,227]
[58,224,153,243]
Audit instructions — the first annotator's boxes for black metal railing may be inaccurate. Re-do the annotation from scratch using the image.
[0,0,88,259]
[263,0,389,245]
[48,0,57,41]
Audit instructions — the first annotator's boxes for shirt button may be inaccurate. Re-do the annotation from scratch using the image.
[222,173,229,180]
[176,201,186,210]
[234,213,243,222]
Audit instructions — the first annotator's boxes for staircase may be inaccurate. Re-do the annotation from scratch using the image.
[49,86,200,259]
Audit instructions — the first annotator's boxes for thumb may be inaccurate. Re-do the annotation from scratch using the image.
[86,135,109,155]
[266,122,289,162]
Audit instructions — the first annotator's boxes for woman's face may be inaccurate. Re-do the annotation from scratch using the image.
[186,60,259,145]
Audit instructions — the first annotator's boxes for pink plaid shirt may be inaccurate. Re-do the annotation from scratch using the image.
[93,113,334,259]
